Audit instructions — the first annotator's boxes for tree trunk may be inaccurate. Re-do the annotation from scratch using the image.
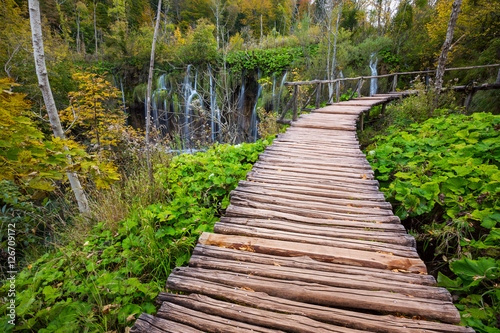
[329,0,343,102]
[145,0,163,185]
[28,0,90,215]
[434,0,463,93]
[93,0,98,57]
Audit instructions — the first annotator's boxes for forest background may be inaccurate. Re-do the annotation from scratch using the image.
[0,0,499,332]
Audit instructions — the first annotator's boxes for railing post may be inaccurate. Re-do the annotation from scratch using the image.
[392,74,398,92]
[357,78,364,97]
[315,83,322,109]
[292,85,298,121]
[336,80,340,103]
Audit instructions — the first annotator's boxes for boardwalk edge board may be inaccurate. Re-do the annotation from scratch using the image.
[132,94,473,333]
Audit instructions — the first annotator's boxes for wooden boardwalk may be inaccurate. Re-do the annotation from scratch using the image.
[131,93,474,333]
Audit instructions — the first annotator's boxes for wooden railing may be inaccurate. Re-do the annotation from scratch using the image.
[277,64,500,125]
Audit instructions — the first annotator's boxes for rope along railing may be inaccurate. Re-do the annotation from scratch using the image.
[277,64,500,125]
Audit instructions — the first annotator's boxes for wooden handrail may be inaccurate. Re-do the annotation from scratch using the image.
[284,64,500,86]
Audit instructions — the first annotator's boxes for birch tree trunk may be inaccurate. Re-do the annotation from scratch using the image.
[93,0,98,57]
[145,0,163,185]
[28,0,90,215]
[434,0,463,92]
[329,0,343,102]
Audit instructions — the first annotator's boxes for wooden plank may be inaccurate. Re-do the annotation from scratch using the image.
[130,313,203,333]
[159,293,366,333]
[165,277,473,333]
[236,182,388,207]
[170,266,459,323]
[192,244,437,285]
[246,176,382,195]
[291,122,356,131]
[255,157,374,173]
[157,301,284,333]
[229,197,401,223]
[238,180,384,202]
[198,233,427,273]
[253,162,375,179]
[257,155,374,171]
[247,171,379,192]
[225,205,406,230]
[258,152,373,167]
[188,255,450,300]
[265,146,366,159]
[214,223,419,258]
[270,141,367,154]
[218,217,412,246]
[231,188,392,214]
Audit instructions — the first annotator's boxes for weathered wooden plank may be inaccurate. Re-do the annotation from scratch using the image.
[192,244,436,285]
[238,180,384,202]
[229,197,401,223]
[250,165,375,181]
[214,223,419,257]
[265,146,366,158]
[249,167,377,185]
[198,233,427,272]
[246,175,382,196]
[188,255,450,300]
[247,169,378,192]
[130,313,203,333]
[225,205,405,230]
[258,152,373,168]
[231,188,392,213]
[253,162,375,179]
[257,155,374,171]
[218,217,412,246]
[159,293,366,333]
[270,142,367,155]
[165,277,473,333]
[236,182,388,207]
[157,301,284,333]
[170,266,459,323]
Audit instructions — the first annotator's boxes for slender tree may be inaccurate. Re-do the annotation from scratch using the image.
[28,0,90,214]
[145,0,163,185]
[434,0,463,92]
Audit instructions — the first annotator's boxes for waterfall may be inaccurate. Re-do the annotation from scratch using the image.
[369,53,378,96]
[183,65,202,145]
[209,65,219,142]
[272,72,276,112]
[151,74,169,131]
[276,70,287,113]
[250,70,262,142]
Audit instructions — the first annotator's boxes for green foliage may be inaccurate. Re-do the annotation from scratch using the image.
[176,20,218,65]
[0,139,270,332]
[366,113,500,330]
[0,78,119,192]
[226,45,318,77]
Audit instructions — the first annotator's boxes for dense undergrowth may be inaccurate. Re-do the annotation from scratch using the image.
[365,94,500,332]
[0,139,270,332]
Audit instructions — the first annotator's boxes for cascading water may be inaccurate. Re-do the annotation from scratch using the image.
[276,70,287,113]
[208,65,219,142]
[237,74,246,133]
[183,65,202,145]
[369,53,378,96]
[271,72,276,112]
[250,70,262,142]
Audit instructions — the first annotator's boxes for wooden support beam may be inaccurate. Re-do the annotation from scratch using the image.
[292,85,299,121]
[315,83,322,109]
[392,74,398,91]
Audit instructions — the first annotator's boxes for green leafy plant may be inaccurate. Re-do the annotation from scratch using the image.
[366,112,500,331]
[0,139,270,332]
